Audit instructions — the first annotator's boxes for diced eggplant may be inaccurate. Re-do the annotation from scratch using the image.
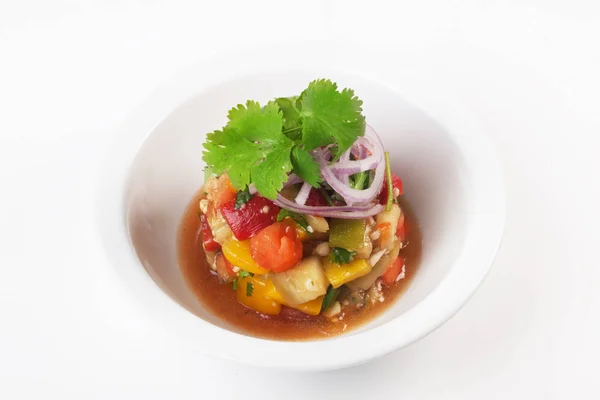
[207,207,233,244]
[269,256,328,305]
[345,239,401,291]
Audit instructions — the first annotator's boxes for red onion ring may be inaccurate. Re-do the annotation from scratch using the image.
[295,182,312,205]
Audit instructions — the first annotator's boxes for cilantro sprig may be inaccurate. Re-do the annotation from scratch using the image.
[232,270,254,291]
[234,187,253,209]
[276,209,309,231]
[330,247,356,264]
[202,80,366,200]
[321,285,341,312]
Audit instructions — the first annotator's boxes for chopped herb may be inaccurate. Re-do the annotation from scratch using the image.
[202,79,366,199]
[246,282,254,297]
[232,277,238,291]
[321,286,341,312]
[238,270,253,279]
[330,247,356,264]
[277,209,309,231]
[234,187,253,209]
[384,151,393,211]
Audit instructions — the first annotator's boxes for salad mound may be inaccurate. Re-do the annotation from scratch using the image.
[195,79,410,323]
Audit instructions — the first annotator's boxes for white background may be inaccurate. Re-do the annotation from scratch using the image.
[1,1,599,399]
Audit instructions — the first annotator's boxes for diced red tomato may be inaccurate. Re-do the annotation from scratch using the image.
[249,222,303,272]
[200,212,221,251]
[220,196,280,241]
[379,173,404,205]
[382,256,405,285]
[214,252,236,283]
[305,188,329,207]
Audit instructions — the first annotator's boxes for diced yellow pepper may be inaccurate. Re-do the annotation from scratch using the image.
[292,296,324,315]
[222,239,268,275]
[236,275,281,315]
[265,284,324,316]
[323,257,372,288]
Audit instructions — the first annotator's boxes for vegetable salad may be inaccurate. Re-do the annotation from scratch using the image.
[197,80,409,320]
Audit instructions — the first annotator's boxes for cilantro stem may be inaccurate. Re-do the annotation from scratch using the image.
[350,171,368,190]
[384,151,393,211]
[319,188,335,206]
[282,126,302,134]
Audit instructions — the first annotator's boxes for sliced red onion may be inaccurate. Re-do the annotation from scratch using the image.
[248,173,302,195]
[275,194,374,212]
[275,194,384,218]
[295,182,312,205]
[351,137,370,159]
[329,133,382,175]
[309,203,384,219]
[365,124,383,149]
[320,156,385,205]
[316,126,386,206]
[338,148,351,186]
[329,153,382,174]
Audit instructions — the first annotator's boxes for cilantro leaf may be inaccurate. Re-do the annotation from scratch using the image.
[276,97,302,140]
[238,270,253,279]
[227,100,283,143]
[290,145,322,187]
[234,187,253,209]
[246,282,254,297]
[232,277,238,291]
[321,285,340,312]
[299,79,365,159]
[250,140,294,200]
[202,126,263,188]
[329,247,356,264]
[202,80,366,200]
[276,209,309,231]
[202,100,292,197]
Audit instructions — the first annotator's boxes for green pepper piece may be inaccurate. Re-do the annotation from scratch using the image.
[329,218,367,252]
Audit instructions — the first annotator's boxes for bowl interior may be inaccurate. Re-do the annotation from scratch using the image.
[126,71,471,337]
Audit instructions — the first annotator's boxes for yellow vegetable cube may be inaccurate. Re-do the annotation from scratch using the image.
[236,275,281,315]
[222,239,268,275]
[323,257,372,288]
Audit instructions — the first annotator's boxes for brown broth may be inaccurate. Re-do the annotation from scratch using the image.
[177,191,422,341]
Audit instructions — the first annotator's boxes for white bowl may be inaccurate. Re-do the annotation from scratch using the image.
[97,43,505,371]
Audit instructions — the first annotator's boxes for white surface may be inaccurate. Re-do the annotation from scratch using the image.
[111,64,504,369]
[0,0,599,398]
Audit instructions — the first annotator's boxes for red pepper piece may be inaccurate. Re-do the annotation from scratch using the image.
[220,196,280,241]
[305,188,329,207]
